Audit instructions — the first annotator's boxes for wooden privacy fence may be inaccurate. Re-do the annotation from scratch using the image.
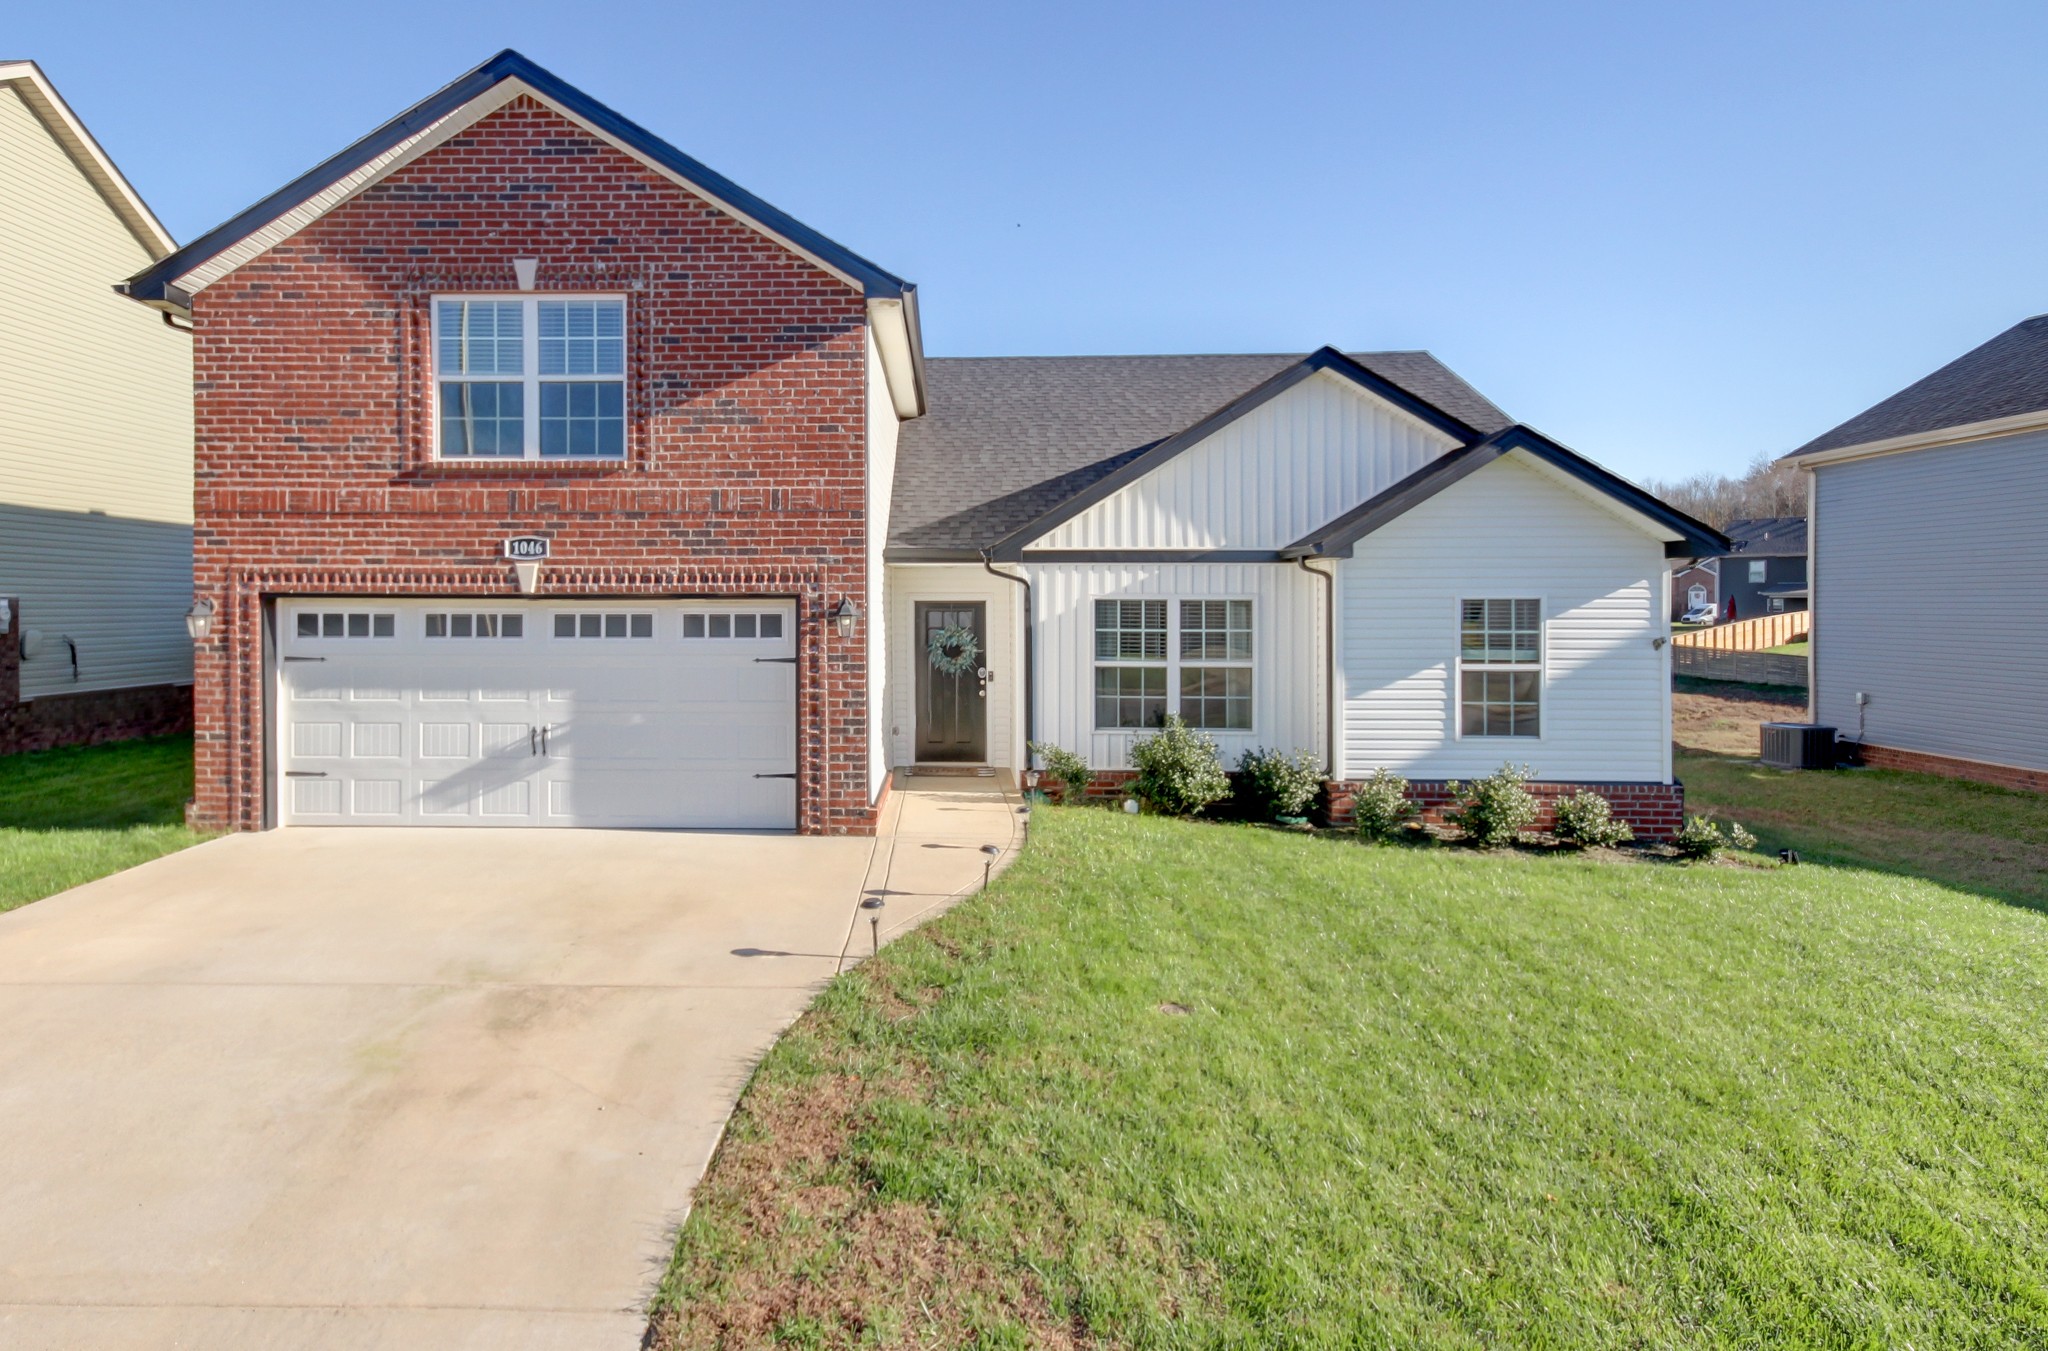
[1671,610,1809,652]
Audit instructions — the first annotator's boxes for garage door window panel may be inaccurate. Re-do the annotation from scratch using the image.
[296,611,397,640]
[553,612,654,639]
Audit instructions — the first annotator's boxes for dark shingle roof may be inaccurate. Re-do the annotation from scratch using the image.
[889,352,1512,554]
[1789,314,2048,458]
[1721,517,1806,558]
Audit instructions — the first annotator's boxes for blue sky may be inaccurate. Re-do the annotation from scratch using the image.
[16,1,2048,480]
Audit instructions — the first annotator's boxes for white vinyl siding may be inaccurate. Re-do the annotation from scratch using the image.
[1031,370,1459,550]
[1337,454,1668,783]
[1811,430,2048,771]
[0,82,193,699]
[1030,563,1322,769]
[884,564,1022,770]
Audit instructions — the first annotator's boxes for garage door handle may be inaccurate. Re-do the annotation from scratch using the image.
[754,656,797,664]
[284,770,328,778]
[283,656,326,663]
[530,725,538,756]
[754,772,797,779]
[542,724,550,755]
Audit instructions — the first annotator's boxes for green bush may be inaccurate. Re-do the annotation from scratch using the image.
[1027,741,1094,804]
[1552,790,1634,849]
[1675,813,1756,860]
[1444,763,1539,848]
[1130,715,1232,817]
[1352,768,1417,842]
[1236,747,1324,821]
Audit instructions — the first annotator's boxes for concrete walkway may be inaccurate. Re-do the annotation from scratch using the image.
[0,772,1021,1350]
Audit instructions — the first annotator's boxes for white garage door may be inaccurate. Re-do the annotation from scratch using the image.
[276,599,797,829]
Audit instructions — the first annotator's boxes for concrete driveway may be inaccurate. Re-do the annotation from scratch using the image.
[0,774,1019,1350]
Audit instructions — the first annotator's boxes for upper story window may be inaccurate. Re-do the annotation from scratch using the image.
[435,296,625,460]
[1748,559,1768,583]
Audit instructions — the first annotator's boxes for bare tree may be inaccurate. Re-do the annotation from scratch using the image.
[1644,453,1807,530]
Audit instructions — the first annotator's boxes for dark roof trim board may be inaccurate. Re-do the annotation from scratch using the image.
[1280,425,1729,561]
[119,49,913,306]
[985,347,1486,561]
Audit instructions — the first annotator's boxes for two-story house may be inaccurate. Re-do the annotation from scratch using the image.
[121,52,1724,838]
[1,60,194,752]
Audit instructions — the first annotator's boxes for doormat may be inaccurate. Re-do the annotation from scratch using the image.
[908,766,997,777]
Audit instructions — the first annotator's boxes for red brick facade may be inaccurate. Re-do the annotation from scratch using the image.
[1846,742,2048,794]
[188,98,876,833]
[1072,771,1685,842]
[1,597,193,755]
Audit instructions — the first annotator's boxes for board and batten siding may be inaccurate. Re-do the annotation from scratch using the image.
[0,80,193,699]
[864,328,901,796]
[1028,562,1324,770]
[1811,431,2048,772]
[1033,371,1459,550]
[885,564,1023,770]
[1337,454,1671,783]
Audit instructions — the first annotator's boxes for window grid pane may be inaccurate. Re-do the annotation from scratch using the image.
[1179,598,1253,660]
[1178,665,1252,729]
[1094,665,1167,729]
[1460,597,1541,665]
[1093,599,1167,661]
[1459,669,1541,737]
[538,300,626,376]
[539,381,625,458]
[438,300,523,375]
[440,382,524,457]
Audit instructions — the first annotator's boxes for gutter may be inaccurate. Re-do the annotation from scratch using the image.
[980,550,1034,764]
[1296,554,1336,773]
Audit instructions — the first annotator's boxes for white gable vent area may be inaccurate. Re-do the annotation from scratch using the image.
[274,599,797,829]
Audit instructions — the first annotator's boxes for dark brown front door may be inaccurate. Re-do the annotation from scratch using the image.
[915,601,987,763]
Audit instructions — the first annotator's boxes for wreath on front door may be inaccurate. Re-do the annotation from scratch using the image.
[926,624,981,678]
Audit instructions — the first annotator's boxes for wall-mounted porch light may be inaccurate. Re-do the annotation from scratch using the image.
[832,598,860,639]
[184,598,215,641]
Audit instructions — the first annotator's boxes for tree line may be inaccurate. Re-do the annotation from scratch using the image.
[1643,452,1807,529]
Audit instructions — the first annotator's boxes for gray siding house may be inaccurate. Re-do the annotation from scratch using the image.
[1718,517,1807,620]
[1785,314,2048,790]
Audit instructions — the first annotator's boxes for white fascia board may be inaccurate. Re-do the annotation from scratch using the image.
[1785,406,2048,469]
[0,61,176,258]
[175,77,865,298]
[867,297,920,419]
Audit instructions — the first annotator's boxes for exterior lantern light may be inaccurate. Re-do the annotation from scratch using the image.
[832,598,860,638]
[184,598,215,642]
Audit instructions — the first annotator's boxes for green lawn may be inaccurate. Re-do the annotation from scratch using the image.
[0,735,209,913]
[1761,639,1810,656]
[654,786,2048,1347]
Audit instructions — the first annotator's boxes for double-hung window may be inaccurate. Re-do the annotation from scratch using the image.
[1748,559,1768,583]
[436,296,626,460]
[1093,600,1168,729]
[1178,600,1253,730]
[1093,599,1255,731]
[1458,598,1542,737]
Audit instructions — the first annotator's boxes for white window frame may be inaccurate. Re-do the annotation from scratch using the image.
[1091,597,1257,733]
[431,293,627,462]
[1452,597,1545,741]
[1748,559,1768,583]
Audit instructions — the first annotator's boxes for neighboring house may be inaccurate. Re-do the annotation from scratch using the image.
[121,51,1724,838]
[1784,313,2048,791]
[1718,516,1808,619]
[1671,557,1718,617]
[0,60,194,753]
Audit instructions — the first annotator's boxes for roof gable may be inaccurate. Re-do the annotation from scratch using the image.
[1281,425,1728,561]
[0,61,174,259]
[987,347,1486,559]
[120,50,907,306]
[1787,314,2048,461]
[1024,364,1469,554]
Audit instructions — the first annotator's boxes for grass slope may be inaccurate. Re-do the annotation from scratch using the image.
[0,735,208,913]
[655,808,2048,1348]
[1680,750,2048,911]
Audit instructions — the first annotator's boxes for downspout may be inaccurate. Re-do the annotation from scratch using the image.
[1296,554,1336,772]
[981,550,1034,764]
